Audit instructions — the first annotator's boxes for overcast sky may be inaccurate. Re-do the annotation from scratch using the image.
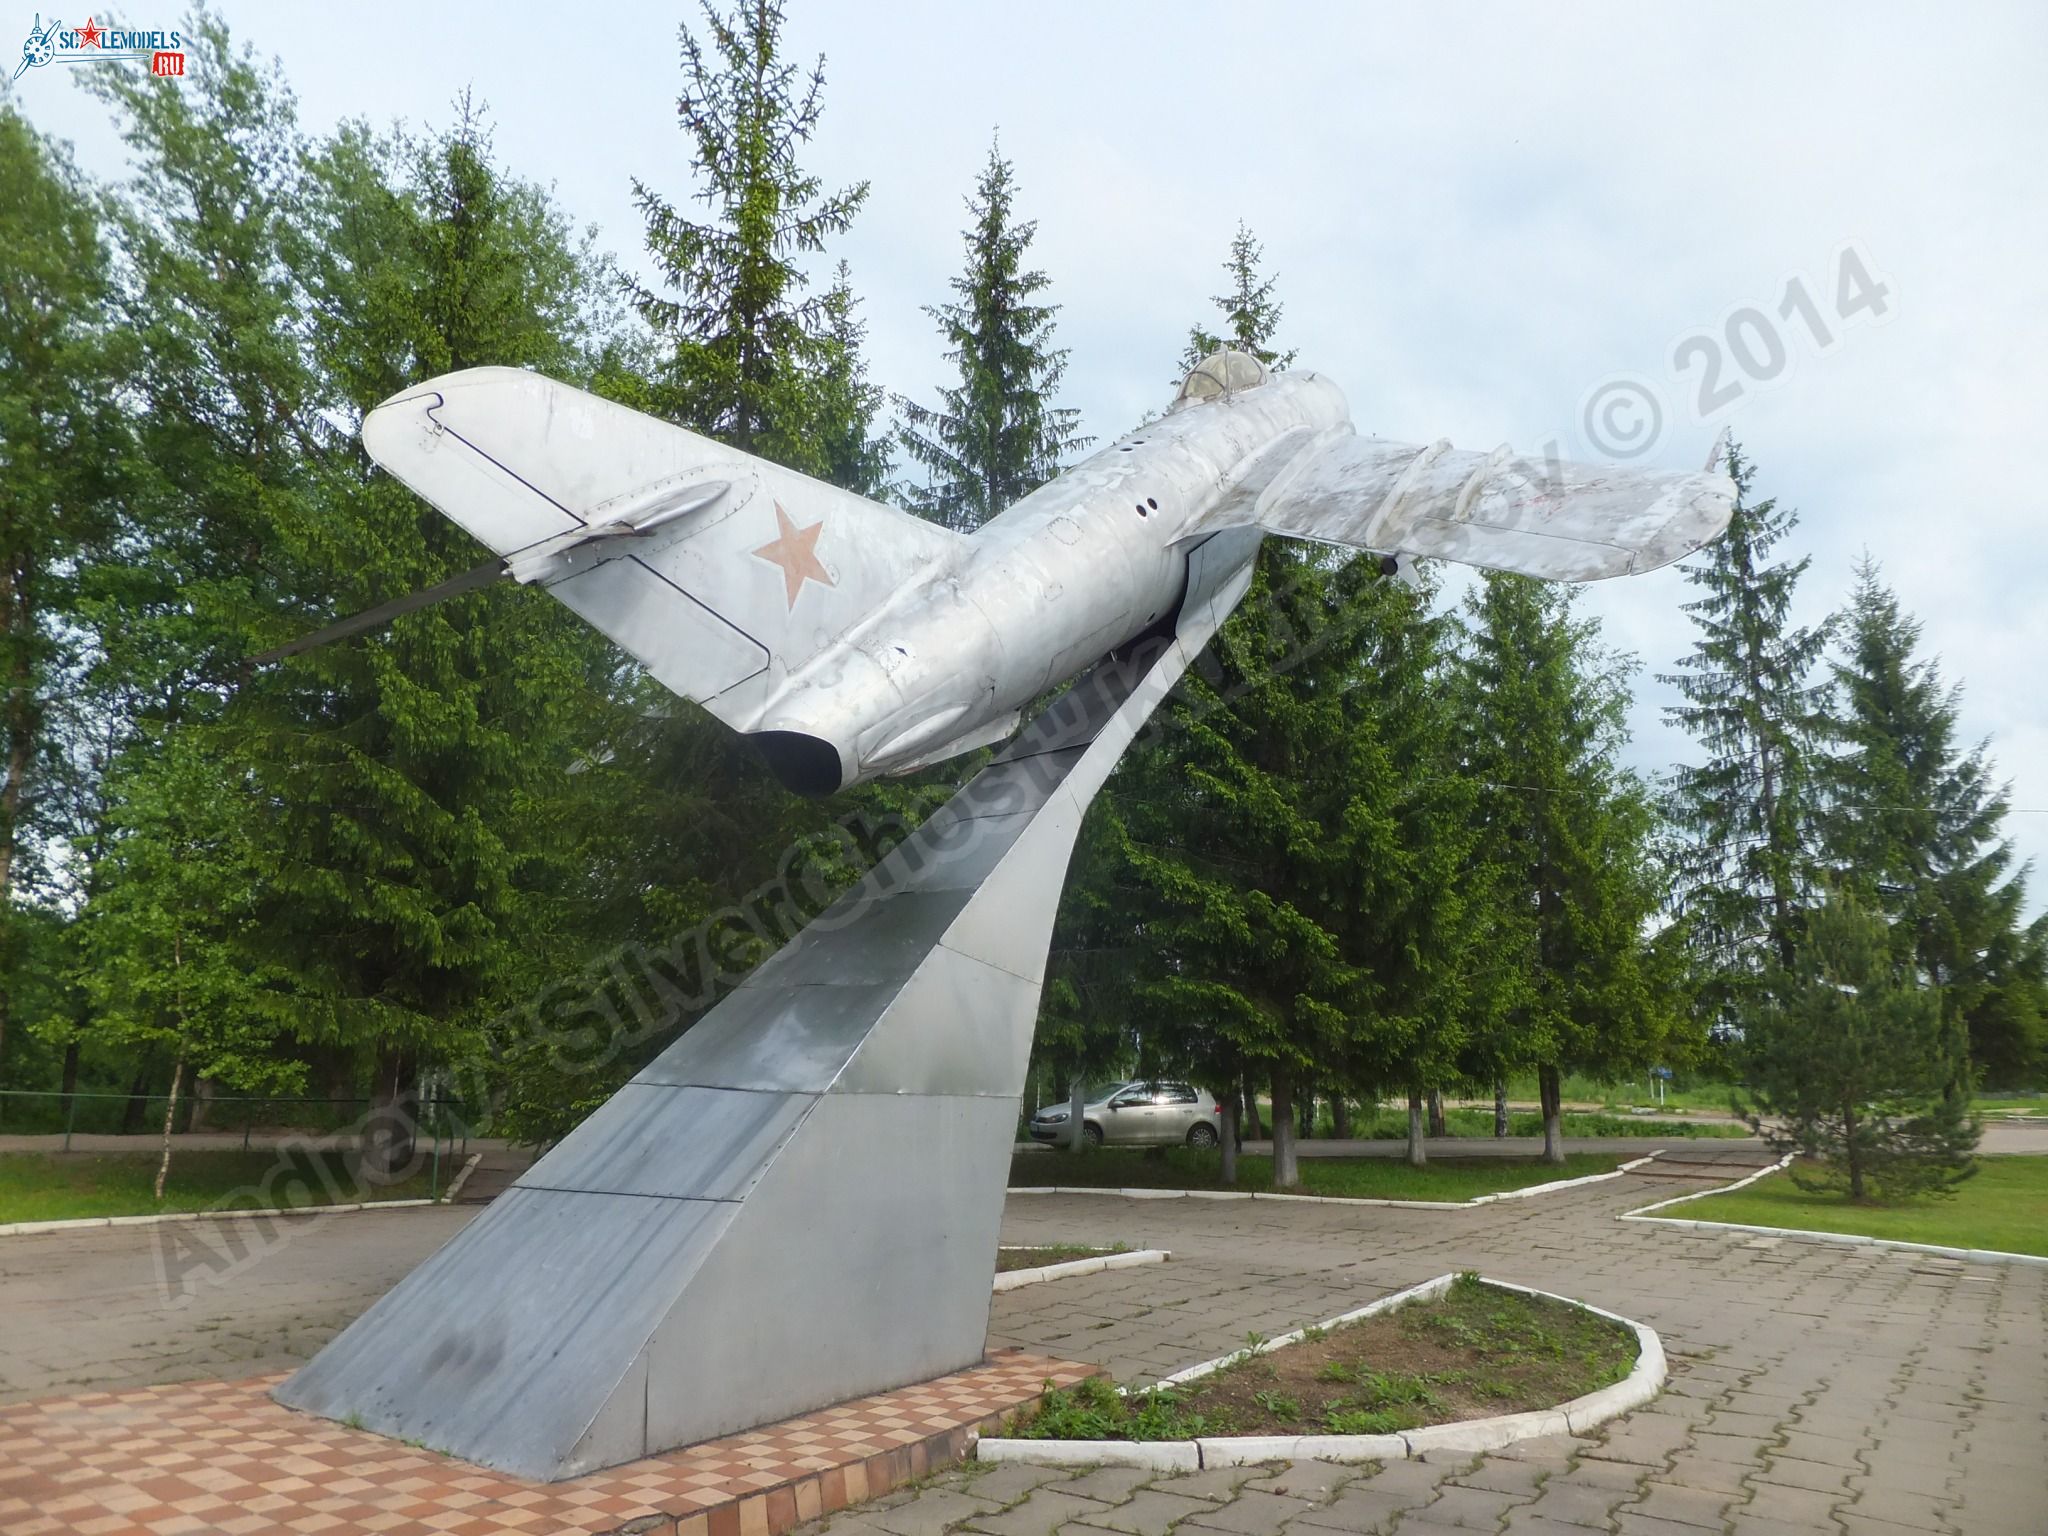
[16,1,2046,915]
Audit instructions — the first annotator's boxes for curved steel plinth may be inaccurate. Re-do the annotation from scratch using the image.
[274,534,1260,1481]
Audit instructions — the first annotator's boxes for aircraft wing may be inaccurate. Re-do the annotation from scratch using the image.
[1236,431,1735,581]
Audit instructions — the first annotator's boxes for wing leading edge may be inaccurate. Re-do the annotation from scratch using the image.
[1237,431,1735,582]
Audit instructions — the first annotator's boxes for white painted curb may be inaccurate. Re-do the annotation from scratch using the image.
[1617,1153,1794,1218]
[1619,1158,2048,1268]
[976,1436,1200,1472]
[992,1249,1170,1292]
[976,1272,1665,1469]
[441,1152,483,1202]
[1006,1152,1664,1211]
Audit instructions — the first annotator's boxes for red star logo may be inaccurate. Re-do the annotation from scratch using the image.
[76,17,103,46]
[751,503,834,609]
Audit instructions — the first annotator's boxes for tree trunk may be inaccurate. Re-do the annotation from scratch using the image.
[1066,1076,1087,1151]
[1332,1097,1352,1139]
[153,1055,186,1201]
[1845,1101,1864,1201]
[1270,1076,1299,1188]
[1219,1100,1239,1183]
[1538,1064,1566,1165]
[1406,1086,1427,1167]
[1427,1087,1447,1138]
[1242,1074,1264,1140]
[60,1040,80,1098]
[1299,1090,1316,1140]
[187,1075,216,1133]
[120,1068,151,1134]
[0,559,36,1084]
[1493,1078,1509,1138]
[362,1048,420,1184]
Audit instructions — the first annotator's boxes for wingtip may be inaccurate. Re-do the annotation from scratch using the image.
[1703,426,1732,476]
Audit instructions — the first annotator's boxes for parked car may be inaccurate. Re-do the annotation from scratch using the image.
[1029,1080,1223,1148]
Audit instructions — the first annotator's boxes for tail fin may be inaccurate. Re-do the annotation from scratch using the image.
[361,368,961,729]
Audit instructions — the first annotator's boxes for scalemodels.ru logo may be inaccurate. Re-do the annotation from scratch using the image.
[13,13,185,81]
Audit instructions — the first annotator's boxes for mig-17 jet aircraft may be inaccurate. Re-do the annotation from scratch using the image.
[269,350,1733,794]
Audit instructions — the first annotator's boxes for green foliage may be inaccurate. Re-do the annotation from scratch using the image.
[1011,1375,1213,1442]
[74,728,302,1100]
[1456,574,1682,1150]
[1745,890,1979,1201]
[897,140,1088,529]
[0,102,133,1073]
[1659,442,1832,1021]
[623,0,880,481]
[1178,221,1298,375]
[1102,546,1425,1171]
[1822,558,2038,1094]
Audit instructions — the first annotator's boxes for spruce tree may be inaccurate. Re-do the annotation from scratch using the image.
[1746,890,1978,1200]
[1822,558,2034,1096]
[1659,443,1832,1023]
[806,261,893,497]
[1178,222,1298,375]
[1966,919,2045,1087]
[625,0,870,474]
[896,140,1088,530]
[1108,546,1381,1187]
[1459,574,1676,1162]
[247,104,626,1171]
[1327,569,1481,1169]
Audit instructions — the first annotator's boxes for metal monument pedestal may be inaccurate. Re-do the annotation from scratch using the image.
[274,533,1260,1481]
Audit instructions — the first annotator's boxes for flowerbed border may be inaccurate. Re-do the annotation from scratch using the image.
[975,1270,1665,1469]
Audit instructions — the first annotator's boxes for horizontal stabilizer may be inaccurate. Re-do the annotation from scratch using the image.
[1239,431,1735,581]
[360,368,964,727]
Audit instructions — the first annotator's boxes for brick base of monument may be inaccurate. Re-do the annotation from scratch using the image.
[0,1349,1097,1536]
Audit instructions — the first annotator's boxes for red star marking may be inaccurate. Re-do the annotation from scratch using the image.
[76,17,103,46]
[751,503,834,609]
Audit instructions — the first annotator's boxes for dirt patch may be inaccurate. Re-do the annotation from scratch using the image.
[1011,1276,1637,1440]
[994,1243,1125,1273]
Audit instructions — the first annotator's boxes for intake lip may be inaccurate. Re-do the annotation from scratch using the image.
[748,729,845,797]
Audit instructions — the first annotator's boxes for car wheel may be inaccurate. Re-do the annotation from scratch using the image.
[1082,1122,1104,1147]
[1186,1122,1219,1148]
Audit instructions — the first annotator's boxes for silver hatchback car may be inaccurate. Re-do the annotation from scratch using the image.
[1029,1080,1224,1148]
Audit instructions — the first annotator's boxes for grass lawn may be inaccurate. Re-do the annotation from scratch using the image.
[1010,1275,1637,1440]
[0,1148,443,1224]
[1974,1095,2045,1116]
[1012,1146,1625,1202]
[1673,1155,2048,1257]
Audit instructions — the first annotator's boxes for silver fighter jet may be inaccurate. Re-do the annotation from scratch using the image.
[307,350,1732,794]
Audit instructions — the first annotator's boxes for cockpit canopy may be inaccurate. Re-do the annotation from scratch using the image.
[1173,348,1270,408]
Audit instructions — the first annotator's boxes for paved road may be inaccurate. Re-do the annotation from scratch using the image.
[0,1170,2040,1532]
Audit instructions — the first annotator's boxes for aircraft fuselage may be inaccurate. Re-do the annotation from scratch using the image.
[748,371,1352,792]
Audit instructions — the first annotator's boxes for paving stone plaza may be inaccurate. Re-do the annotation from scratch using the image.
[0,1162,2040,1535]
